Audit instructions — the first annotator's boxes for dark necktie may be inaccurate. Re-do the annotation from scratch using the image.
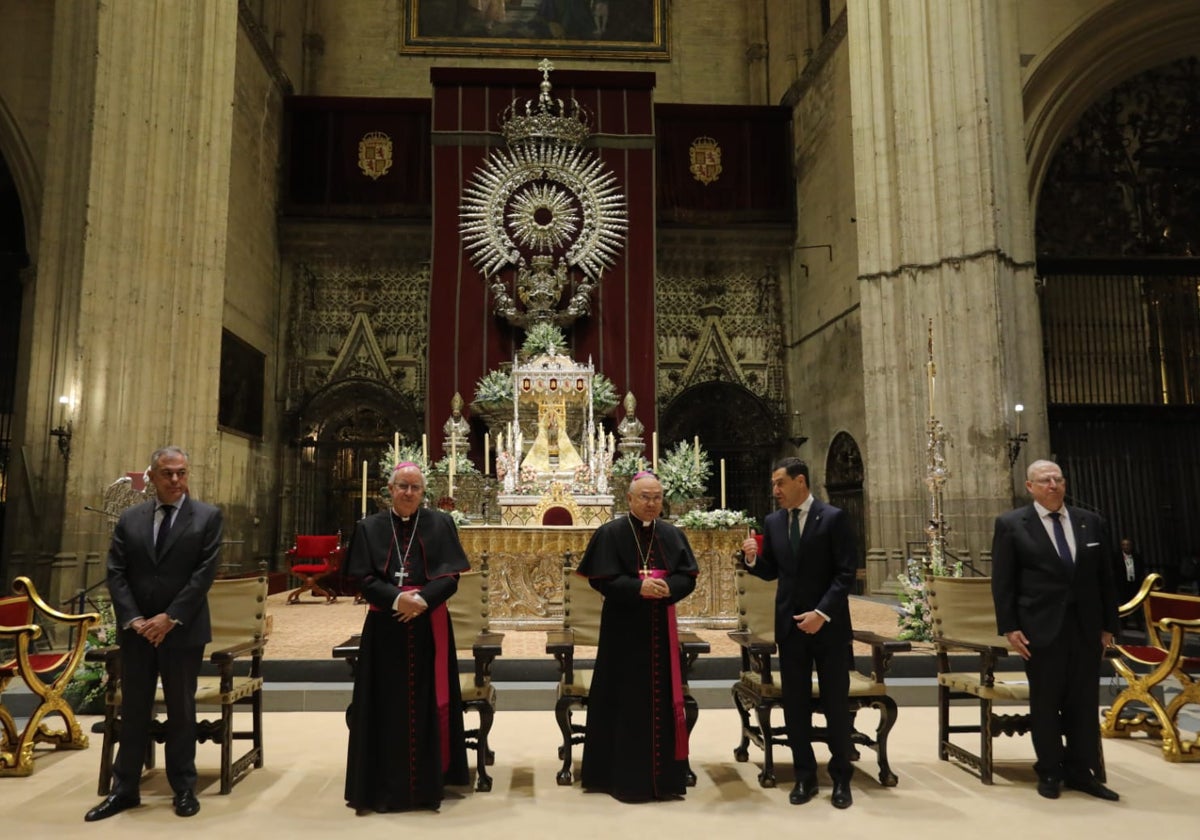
[156,504,175,554]
[789,507,802,555]
[1048,510,1072,570]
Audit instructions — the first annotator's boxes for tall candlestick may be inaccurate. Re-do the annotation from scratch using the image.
[694,435,700,470]
[422,433,428,465]
[449,456,456,498]
[720,459,726,509]
[360,460,368,517]
[652,431,658,472]
[484,432,490,476]
[393,431,400,459]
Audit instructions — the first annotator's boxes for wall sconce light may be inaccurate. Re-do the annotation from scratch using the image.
[50,394,72,462]
[1007,403,1027,467]
[787,410,808,449]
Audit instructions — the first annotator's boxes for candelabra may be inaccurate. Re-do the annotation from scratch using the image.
[923,322,951,573]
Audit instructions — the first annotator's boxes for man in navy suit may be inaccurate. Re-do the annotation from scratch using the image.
[740,457,858,809]
[991,459,1119,801]
[85,446,223,821]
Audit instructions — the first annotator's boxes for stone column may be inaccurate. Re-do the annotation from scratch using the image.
[15,2,238,562]
[847,0,1045,561]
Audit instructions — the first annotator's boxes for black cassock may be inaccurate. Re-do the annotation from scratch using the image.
[344,508,471,812]
[577,514,699,801]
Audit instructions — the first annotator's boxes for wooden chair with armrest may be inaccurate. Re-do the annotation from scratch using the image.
[0,577,100,776]
[729,564,910,788]
[93,573,269,795]
[331,553,504,792]
[547,550,710,786]
[1102,572,1200,761]
[925,574,1107,784]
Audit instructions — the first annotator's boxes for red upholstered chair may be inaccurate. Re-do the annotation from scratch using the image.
[285,535,343,604]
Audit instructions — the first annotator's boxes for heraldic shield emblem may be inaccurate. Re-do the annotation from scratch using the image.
[358,131,393,180]
[689,136,722,186]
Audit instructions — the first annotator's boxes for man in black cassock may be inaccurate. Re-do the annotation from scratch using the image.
[577,470,699,802]
[344,461,471,814]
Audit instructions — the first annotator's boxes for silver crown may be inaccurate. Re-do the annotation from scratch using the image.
[500,59,591,148]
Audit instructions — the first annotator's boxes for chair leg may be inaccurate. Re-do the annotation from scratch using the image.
[473,701,495,792]
[753,701,777,788]
[980,700,994,785]
[871,696,900,786]
[731,685,752,762]
[937,683,950,761]
[555,697,577,785]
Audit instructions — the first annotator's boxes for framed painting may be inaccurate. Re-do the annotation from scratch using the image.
[402,0,670,60]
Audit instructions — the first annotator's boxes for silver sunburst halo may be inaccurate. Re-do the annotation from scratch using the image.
[460,139,627,281]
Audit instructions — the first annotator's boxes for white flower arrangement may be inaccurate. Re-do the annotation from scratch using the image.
[521,322,569,358]
[611,452,648,478]
[378,443,428,480]
[677,508,758,530]
[896,554,964,641]
[446,509,471,528]
[657,440,712,502]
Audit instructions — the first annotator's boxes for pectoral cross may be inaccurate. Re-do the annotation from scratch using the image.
[393,564,407,588]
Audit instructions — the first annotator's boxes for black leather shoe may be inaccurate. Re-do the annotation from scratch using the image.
[831,780,853,809]
[1036,776,1062,799]
[789,777,819,805]
[1065,777,1119,801]
[174,789,201,817]
[84,793,140,822]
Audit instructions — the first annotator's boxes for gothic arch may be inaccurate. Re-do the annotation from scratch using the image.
[659,381,781,522]
[0,98,40,258]
[1024,0,1200,206]
[824,431,866,592]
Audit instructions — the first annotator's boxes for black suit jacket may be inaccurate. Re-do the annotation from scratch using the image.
[747,498,857,644]
[991,504,1119,644]
[106,496,223,649]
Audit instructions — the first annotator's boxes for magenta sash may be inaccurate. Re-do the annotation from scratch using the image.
[370,587,453,772]
[648,569,688,759]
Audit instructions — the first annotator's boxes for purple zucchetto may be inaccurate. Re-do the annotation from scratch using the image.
[632,470,657,481]
[393,461,421,473]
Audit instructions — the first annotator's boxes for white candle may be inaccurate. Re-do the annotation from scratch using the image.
[449,455,456,498]
[720,459,726,509]
[608,432,614,453]
[393,431,399,459]
[360,460,368,517]
[694,435,700,470]
[484,433,490,476]
[652,431,658,472]
[422,433,428,465]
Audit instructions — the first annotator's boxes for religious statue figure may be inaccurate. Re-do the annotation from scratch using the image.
[522,399,584,474]
[616,391,645,457]
[442,392,471,454]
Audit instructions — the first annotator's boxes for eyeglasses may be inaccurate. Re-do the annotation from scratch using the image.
[633,493,663,503]
[1031,476,1065,486]
[392,483,424,494]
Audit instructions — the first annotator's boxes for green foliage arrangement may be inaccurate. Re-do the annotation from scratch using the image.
[378,443,428,481]
[63,598,117,714]
[896,555,963,641]
[611,452,648,478]
[473,369,512,405]
[521,322,568,358]
[657,440,713,502]
[591,373,619,414]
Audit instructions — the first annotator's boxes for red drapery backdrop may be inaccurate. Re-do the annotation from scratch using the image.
[428,67,657,463]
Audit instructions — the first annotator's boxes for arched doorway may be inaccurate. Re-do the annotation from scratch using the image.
[0,150,29,567]
[289,378,422,541]
[825,432,866,593]
[659,381,781,524]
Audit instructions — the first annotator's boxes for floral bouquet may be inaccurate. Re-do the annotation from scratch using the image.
[63,598,117,714]
[896,554,963,641]
[657,440,712,502]
[677,508,758,531]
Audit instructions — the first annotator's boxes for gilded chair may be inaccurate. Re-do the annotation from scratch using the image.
[332,554,504,792]
[0,577,100,776]
[94,574,269,795]
[1102,572,1200,761]
[284,534,343,604]
[729,564,910,787]
[925,574,1106,784]
[546,551,709,786]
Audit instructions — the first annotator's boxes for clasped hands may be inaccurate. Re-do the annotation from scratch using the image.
[639,577,671,599]
[393,590,428,622]
[132,613,175,647]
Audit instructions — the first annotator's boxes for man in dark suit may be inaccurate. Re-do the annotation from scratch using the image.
[740,457,857,809]
[1114,538,1146,607]
[991,459,1119,802]
[85,446,222,821]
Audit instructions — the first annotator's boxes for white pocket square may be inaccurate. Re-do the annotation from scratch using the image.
[1086,542,1100,547]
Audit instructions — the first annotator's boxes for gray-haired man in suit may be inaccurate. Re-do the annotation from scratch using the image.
[991,459,1119,802]
[85,446,223,821]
